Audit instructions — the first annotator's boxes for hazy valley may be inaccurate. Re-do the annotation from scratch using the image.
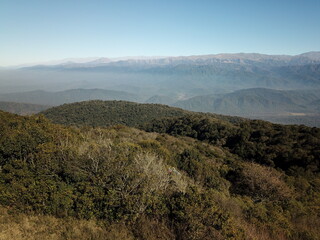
[1,52,320,126]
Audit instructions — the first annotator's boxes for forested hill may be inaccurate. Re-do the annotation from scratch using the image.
[41,100,320,174]
[41,100,190,127]
[0,109,320,239]
[41,100,320,173]
[145,115,320,173]
[40,100,244,128]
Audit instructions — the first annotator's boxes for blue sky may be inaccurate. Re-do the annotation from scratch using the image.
[1,0,320,66]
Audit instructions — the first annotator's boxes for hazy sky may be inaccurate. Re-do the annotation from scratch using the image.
[1,0,320,66]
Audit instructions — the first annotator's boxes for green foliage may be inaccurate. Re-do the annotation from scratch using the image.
[41,100,190,128]
[147,115,320,174]
[169,187,245,240]
[0,109,320,239]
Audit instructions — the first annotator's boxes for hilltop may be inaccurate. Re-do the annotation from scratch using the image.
[40,100,191,127]
[0,104,319,239]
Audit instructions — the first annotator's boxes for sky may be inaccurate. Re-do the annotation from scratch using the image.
[1,0,320,66]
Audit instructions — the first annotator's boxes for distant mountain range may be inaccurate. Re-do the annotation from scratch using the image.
[20,52,320,90]
[17,51,320,69]
[1,52,320,95]
[0,52,319,126]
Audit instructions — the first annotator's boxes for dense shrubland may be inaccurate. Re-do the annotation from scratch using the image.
[146,115,320,173]
[0,108,319,239]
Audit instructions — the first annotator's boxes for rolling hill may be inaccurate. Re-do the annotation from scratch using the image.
[2,87,319,127]
[0,101,50,115]
[0,99,320,239]
[39,99,320,174]
[173,88,320,126]
[40,100,191,127]
[0,88,141,106]
[40,100,246,128]
[145,95,177,105]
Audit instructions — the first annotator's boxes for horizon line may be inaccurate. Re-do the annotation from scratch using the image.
[1,50,320,68]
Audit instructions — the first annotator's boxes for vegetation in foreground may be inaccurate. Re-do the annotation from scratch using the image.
[0,106,319,239]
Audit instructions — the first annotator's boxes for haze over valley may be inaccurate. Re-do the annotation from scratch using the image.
[1,52,320,126]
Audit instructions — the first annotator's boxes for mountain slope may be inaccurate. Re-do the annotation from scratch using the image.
[0,88,141,106]
[173,88,320,117]
[274,64,320,85]
[2,52,320,97]
[0,101,50,115]
[39,99,320,173]
[145,95,177,105]
[1,106,320,240]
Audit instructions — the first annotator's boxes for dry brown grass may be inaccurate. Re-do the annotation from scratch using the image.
[240,221,289,240]
[0,208,135,240]
[240,162,293,200]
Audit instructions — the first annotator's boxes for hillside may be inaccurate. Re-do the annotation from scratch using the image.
[145,95,177,105]
[145,115,320,172]
[40,100,246,127]
[0,88,141,106]
[40,100,320,172]
[1,86,319,127]
[173,88,320,126]
[0,101,50,115]
[40,100,320,173]
[0,107,319,240]
[174,88,320,115]
[41,100,191,127]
